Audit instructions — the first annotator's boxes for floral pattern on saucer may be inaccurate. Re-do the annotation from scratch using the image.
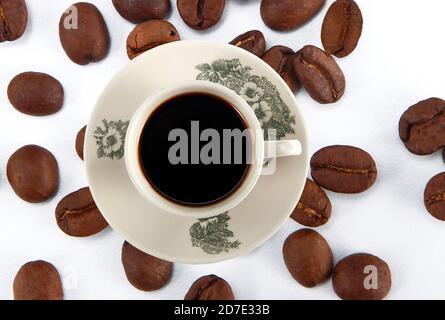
[196,58,296,140]
[94,119,129,160]
[189,212,241,255]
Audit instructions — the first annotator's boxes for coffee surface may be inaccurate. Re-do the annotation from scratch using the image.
[139,93,250,206]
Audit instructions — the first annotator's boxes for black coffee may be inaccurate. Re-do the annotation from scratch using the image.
[139,92,251,206]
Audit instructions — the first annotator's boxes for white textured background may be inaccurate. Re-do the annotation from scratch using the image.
[0,0,444,300]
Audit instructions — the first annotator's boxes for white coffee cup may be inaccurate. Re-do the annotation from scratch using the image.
[125,81,301,218]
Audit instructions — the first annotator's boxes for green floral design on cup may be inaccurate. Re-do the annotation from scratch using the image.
[196,58,296,140]
[190,212,241,255]
[94,119,129,160]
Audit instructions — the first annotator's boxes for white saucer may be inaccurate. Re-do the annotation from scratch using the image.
[85,41,309,264]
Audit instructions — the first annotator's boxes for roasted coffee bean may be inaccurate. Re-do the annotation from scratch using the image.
[59,2,110,65]
[7,145,59,203]
[112,0,170,24]
[321,0,363,58]
[260,0,325,31]
[0,0,28,42]
[7,72,64,116]
[424,172,445,221]
[230,30,266,57]
[127,19,180,60]
[262,45,300,93]
[14,261,63,300]
[399,98,445,155]
[184,275,234,300]
[333,253,391,300]
[311,145,377,194]
[177,0,225,30]
[55,187,108,237]
[122,241,173,291]
[76,126,86,161]
[291,179,331,227]
[294,45,345,104]
[283,229,333,288]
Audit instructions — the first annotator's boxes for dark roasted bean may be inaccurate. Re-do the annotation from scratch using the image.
[59,2,110,65]
[262,45,300,93]
[76,126,86,161]
[8,72,64,116]
[321,0,363,58]
[261,0,325,31]
[122,241,173,291]
[0,0,28,42]
[283,229,333,288]
[177,0,225,30]
[55,187,108,237]
[126,19,180,60]
[14,261,63,300]
[310,145,377,194]
[291,178,331,227]
[399,98,445,155]
[7,145,59,203]
[184,275,234,300]
[424,172,445,221]
[294,45,345,104]
[230,30,266,57]
[112,0,170,24]
[333,253,391,300]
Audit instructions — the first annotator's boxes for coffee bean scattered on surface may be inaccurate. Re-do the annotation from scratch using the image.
[333,253,391,300]
[7,145,59,203]
[294,45,345,104]
[7,72,64,116]
[291,178,331,227]
[184,275,234,300]
[260,0,325,31]
[399,98,445,155]
[112,0,171,24]
[59,2,110,65]
[230,30,266,57]
[262,45,300,94]
[321,0,363,58]
[76,126,86,161]
[311,145,377,194]
[55,187,108,237]
[0,0,28,42]
[13,260,63,300]
[122,241,173,291]
[283,229,333,288]
[424,172,445,221]
[126,19,180,60]
[177,0,225,31]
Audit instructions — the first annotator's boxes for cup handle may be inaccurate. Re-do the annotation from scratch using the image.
[264,140,302,158]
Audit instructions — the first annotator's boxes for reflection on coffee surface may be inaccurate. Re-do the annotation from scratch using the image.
[139,93,251,206]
